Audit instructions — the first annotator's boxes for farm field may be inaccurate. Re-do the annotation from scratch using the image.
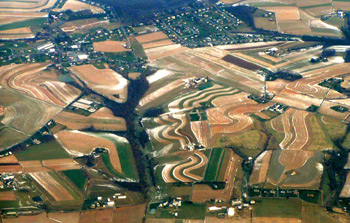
[0,27,35,40]
[0,63,81,107]
[29,170,84,209]
[0,0,57,11]
[149,47,265,96]
[253,198,302,219]
[228,0,341,36]
[249,150,324,190]
[266,109,334,150]
[60,18,109,33]
[0,0,50,40]
[68,64,128,103]
[340,172,350,198]
[93,40,130,53]
[153,150,209,183]
[53,0,105,14]
[192,149,242,202]
[30,171,75,202]
[134,31,186,60]
[137,71,198,113]
[0,88,61,150]
[55,130,138,181]
[54,107,127,131]
[142,111,207,156]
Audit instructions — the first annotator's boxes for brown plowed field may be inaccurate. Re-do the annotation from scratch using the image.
[334,1,350,11]
[3,212,56,223]
[68,65,128,103]
[0,27,34,40]
[222,54,263,71]
[249,150,272,185]
[340,173,350,198]
[20,160,50,172]
[278,150,315,171]
[273,89,322,110]
[190,121,211,148]
[254,217,301,223]
[54,0,105,14]
[0,165,21,173]
[0,190,17,200]
[0,154,18,164]
[145,44,188,61]
[112,204,146,223]
[93,40,130,53]
[55,108,127,131]
[142,39,175,49]
[266,79,290,95]
[30,171,75,201]
[135,31,168,43]
[55,130,122,173]
[95,208,114,223]
[211,92,249,107]
[79,209,97,223]
[341,76,350,89]
[261,7,300,21]
[48,212,80,223]
[318,101,350,121]
[42,158,80,171]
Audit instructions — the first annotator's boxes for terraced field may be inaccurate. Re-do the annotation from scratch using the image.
[137,72,197,113]
[167,83,244,112]
[0,63,81,107]
[156,150,209,183]
[207,100,272,145]
[142,112,200,156]
[0,88,61,150]
[266,108,334,150]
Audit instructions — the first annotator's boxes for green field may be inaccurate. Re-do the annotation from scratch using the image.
[14,139,71,161]
[253,198,302,218]
[150,203,206,220]
[29,171,83,210]
[0,18,47,31]
[204,148,230,182]
[302,202,338,223]
[300,3,333,9]
[62,169,87,191]
[130,37,147,59]
[98,133,138,180]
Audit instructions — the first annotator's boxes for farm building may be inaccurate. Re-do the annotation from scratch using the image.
[248,150,324,198]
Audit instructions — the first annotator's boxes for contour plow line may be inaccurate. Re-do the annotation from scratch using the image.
[172,155,201,182]
[287,110,310,150]
[183,151,208,181]
[161,163,179,183]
